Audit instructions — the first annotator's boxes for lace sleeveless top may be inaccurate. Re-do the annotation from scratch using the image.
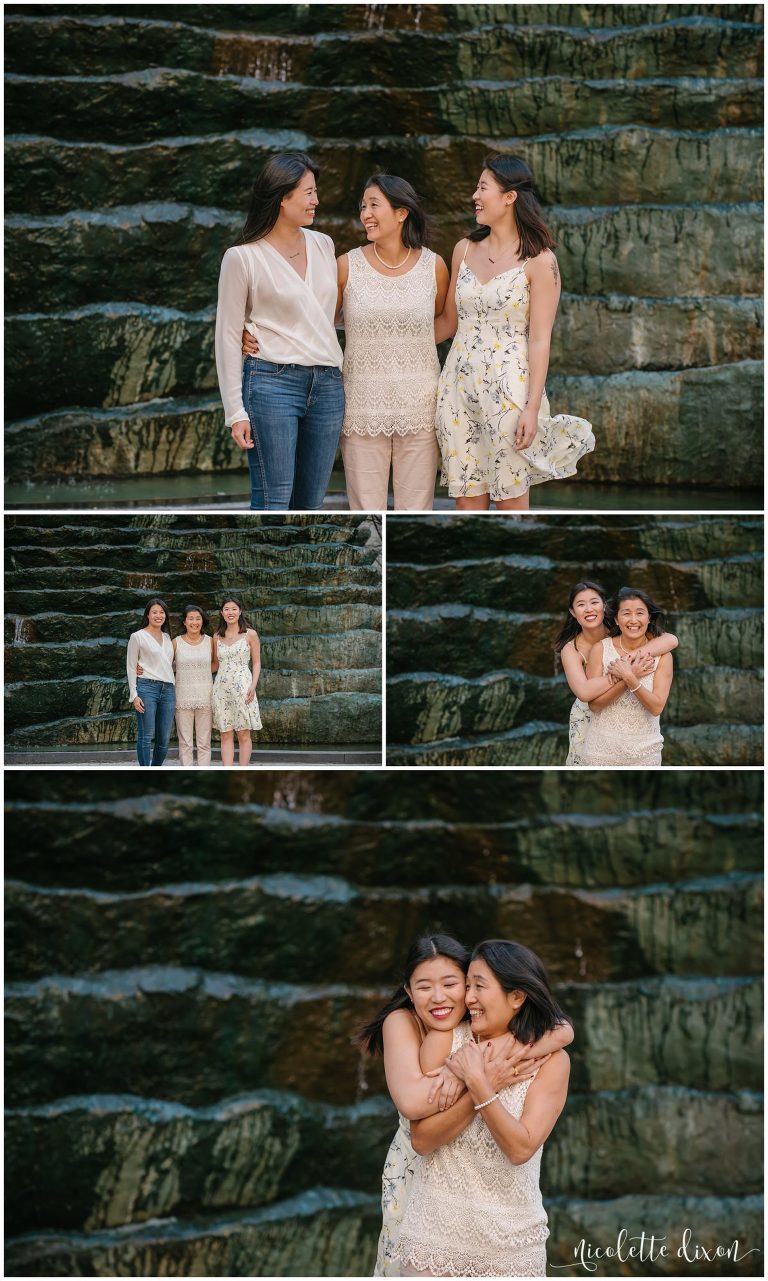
[174,635,213,710]
[341,247,440,437]
[581,637,664,765]
[397,1022,549,1276]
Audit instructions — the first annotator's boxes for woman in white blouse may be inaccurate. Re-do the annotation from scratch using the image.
[126,598,176,767]
[215,151,344,510]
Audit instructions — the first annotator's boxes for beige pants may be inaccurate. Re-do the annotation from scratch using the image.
[341,430,439,511]
[175,705,212,767]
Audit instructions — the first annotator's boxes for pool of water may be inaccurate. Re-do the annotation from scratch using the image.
[5,471,762,512]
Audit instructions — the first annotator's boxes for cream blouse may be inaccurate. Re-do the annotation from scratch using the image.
[215,228,343,427]
[126,630,175,702]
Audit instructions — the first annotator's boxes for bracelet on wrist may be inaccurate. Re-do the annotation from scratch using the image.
[474,1093,500,1111]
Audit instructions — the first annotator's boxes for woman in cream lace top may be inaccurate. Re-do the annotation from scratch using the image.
[581,587,674,767]
[396,940,571,1278]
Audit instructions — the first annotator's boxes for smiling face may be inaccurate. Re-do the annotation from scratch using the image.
[147,604,167,628]
[360,185,406,244]
[405,956,467,1031]
[184,610,203,636]
[616,597,650,640]
[281,168,319,227]
[221,601,242,627]
[472,168,514,227]
[466,957,525,1039]
[570,589,605,631]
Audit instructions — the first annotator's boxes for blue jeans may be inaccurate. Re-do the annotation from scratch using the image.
[135,678,175,767]
[243,358,344,510]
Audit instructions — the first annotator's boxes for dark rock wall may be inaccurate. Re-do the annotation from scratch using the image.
[4,771,763,1275]
[4,4,764,493]
[4,514,382,748]
[386,514,764,765]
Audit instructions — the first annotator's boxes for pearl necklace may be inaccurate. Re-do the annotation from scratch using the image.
[374,244,411,270]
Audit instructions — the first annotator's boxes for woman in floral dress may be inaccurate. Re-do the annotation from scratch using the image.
[212,596,262,767]
[435,154,594,509]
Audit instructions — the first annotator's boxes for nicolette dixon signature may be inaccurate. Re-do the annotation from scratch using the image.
[552,1227,760,1273]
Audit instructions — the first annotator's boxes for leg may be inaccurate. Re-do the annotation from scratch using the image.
[220,730,235,767]
[134,680,158,767]
[391,431,439,511]
[175,706,194,767]
[196,706,212,768]
[237,729,252,767]
[496,492,530,511]
[291,366,344,509]
[340,432,391,510]
[455,494,491,510]
[244,361,302,510]
[152,683,176,766]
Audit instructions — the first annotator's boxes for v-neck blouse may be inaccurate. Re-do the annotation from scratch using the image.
[126,629,175,702]
[215,228,343,427]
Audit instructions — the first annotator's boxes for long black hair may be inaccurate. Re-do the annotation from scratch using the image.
[356,934,470,1057]
[361,173,430,249]
[180,603,209,634]
[610,587,665,639]
[472,940,572,1045]
[140,597,171,635]
[236,151,319,245]
[217,596,251,637]
[468,154,555,261]
[553,581,611,654]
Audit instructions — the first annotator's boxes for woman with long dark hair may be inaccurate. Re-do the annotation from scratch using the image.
[337,173,448,510]
[357,935,573,1277]
[396,940,572,1277]
[126,598,175,767]
[243,171,451,510]
[554,581,678,765]
[215,151,344,510]
[211,597,262,767]
[435,154,594,510]
[580,587,674,766]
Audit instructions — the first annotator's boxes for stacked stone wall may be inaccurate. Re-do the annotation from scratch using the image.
[4,4,763,498]
[4,771,763,1275]
[386,514,763,764]
[4,514,382,748]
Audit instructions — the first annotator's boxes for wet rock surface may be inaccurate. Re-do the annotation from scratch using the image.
[3,4,763,501]
[4,772,762,1275]
[386,515,763,765]
[4,515,382,749]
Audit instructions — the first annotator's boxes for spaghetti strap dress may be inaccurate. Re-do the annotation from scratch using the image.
[566,642,590,765]
[212,635,262,733]
[436,248,594,501]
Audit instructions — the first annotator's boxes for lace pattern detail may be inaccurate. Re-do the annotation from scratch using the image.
[174,635,214,710]
[397,1023,549,1277]
[580,638,663,766]
[342,248,440,437]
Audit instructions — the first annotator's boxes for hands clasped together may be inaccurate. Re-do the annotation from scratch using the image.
[425,1032,551,1110]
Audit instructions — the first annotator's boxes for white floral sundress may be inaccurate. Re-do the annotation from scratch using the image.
[374,1115,418,1276]
[212,634,262,733]
[436,253,595,500]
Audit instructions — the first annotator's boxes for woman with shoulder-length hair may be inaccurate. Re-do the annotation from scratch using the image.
[356,934,573,1277]
[215,150,344,510]
[211,596,262,767]
[126,597,175,767]
[337,172,449,510]
[173,603,216,768]
[554,580,678,765]
[435,154,594,510]
[580,586,674,767]
[396,939,572,1278]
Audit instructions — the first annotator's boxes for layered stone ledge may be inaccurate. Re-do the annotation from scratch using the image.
[5,871,761,984]
[5,969,762,1105]
[6,793,763,888]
